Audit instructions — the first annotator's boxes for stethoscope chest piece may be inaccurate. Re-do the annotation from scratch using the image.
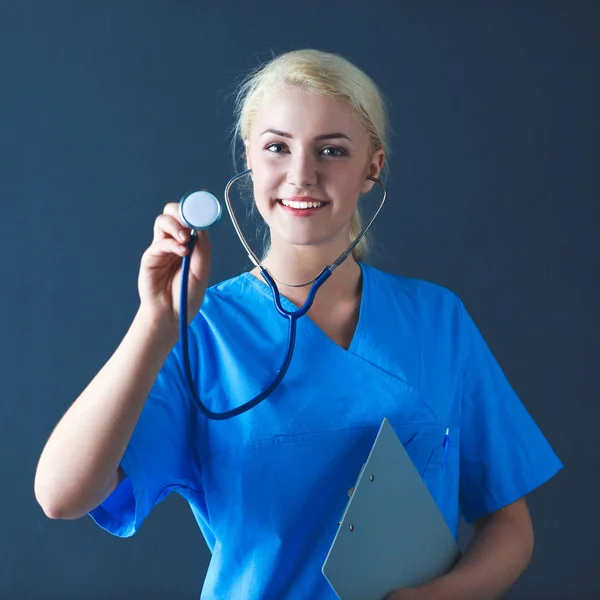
[180,190,222,230]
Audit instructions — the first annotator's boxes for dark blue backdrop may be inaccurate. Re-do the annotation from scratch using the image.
[2,1,597,598]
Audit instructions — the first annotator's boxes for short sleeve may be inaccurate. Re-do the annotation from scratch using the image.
[456,297,563,524]
[88,347,201,537]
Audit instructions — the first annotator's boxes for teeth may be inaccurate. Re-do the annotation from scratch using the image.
[281,199,323,209]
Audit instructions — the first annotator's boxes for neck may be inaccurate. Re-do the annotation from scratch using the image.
[253,238,363,308]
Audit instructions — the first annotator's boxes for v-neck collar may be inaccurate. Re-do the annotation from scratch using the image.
[241,262,369,355]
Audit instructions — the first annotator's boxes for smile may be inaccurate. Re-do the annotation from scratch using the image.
[280,198,324,209]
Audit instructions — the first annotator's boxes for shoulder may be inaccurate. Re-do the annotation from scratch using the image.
[204,272,252,301]
[361,263,464,319]
[191,272,274,336]
[200,272,266,313]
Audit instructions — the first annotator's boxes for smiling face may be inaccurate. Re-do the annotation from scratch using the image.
[244,86,385,258]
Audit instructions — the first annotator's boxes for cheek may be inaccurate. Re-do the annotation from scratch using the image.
[251,174,273,206]
[250,164,283,203]
[248,175,276,223]
[332,172,365,204]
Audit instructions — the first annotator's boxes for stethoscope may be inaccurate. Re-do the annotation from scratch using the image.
[178,168,386,420]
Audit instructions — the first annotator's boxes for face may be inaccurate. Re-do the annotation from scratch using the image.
[244,86,385,255]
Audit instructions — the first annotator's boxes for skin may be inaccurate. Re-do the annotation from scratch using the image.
[244,85,384,349]
[245,86,535,598]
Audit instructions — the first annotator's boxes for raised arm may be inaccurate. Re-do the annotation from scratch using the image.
[34,204,211,519]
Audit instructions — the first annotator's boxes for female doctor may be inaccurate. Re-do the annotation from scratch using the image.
[35,49,562,599]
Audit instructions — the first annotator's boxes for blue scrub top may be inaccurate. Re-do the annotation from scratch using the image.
[89,263,563,599]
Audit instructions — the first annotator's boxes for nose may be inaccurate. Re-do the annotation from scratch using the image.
[286,150,318,188]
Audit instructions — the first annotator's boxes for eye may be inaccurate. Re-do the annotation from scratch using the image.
[264,142,288,154]
[321,146,348,158]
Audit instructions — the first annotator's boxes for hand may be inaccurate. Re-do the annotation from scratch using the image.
[138,202,211,327]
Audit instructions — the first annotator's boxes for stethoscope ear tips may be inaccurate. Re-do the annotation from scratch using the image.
[179,190,222,230]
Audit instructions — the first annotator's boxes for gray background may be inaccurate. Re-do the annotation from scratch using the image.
[2,1,597,598]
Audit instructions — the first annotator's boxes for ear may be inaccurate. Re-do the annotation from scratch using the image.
[360,148,386,194]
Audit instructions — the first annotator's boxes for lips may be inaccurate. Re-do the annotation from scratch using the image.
[282,196,324,203]
[276,196,329,211]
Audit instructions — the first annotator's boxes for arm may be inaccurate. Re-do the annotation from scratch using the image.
[34,308,178,520]
[387,498,534,600]
[35,203,210,521]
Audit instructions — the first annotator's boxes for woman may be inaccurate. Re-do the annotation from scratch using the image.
[35,49,563,599]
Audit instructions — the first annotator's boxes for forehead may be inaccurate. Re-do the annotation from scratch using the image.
[251,85,366,141]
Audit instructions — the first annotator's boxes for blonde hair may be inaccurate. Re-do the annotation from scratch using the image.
[233,49,389,261]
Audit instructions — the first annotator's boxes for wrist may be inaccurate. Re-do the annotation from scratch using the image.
[134,305,179,348]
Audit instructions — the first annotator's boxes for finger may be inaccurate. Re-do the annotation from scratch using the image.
[141,238,188,267]
[153,202,188,238]
[163,202,183,220]
[153,213,191,244]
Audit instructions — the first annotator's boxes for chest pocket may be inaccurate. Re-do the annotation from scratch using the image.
[392,422,460,537]
[390,423,455,474]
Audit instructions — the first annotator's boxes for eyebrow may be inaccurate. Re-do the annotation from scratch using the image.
[260,128,352,142]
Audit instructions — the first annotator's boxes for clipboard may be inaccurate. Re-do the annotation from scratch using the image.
[322,418,461,600]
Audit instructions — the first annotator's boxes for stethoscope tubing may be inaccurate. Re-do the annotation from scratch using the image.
[179,171,385,419]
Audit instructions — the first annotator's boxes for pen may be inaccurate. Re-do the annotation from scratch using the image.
[441,428,450,468]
